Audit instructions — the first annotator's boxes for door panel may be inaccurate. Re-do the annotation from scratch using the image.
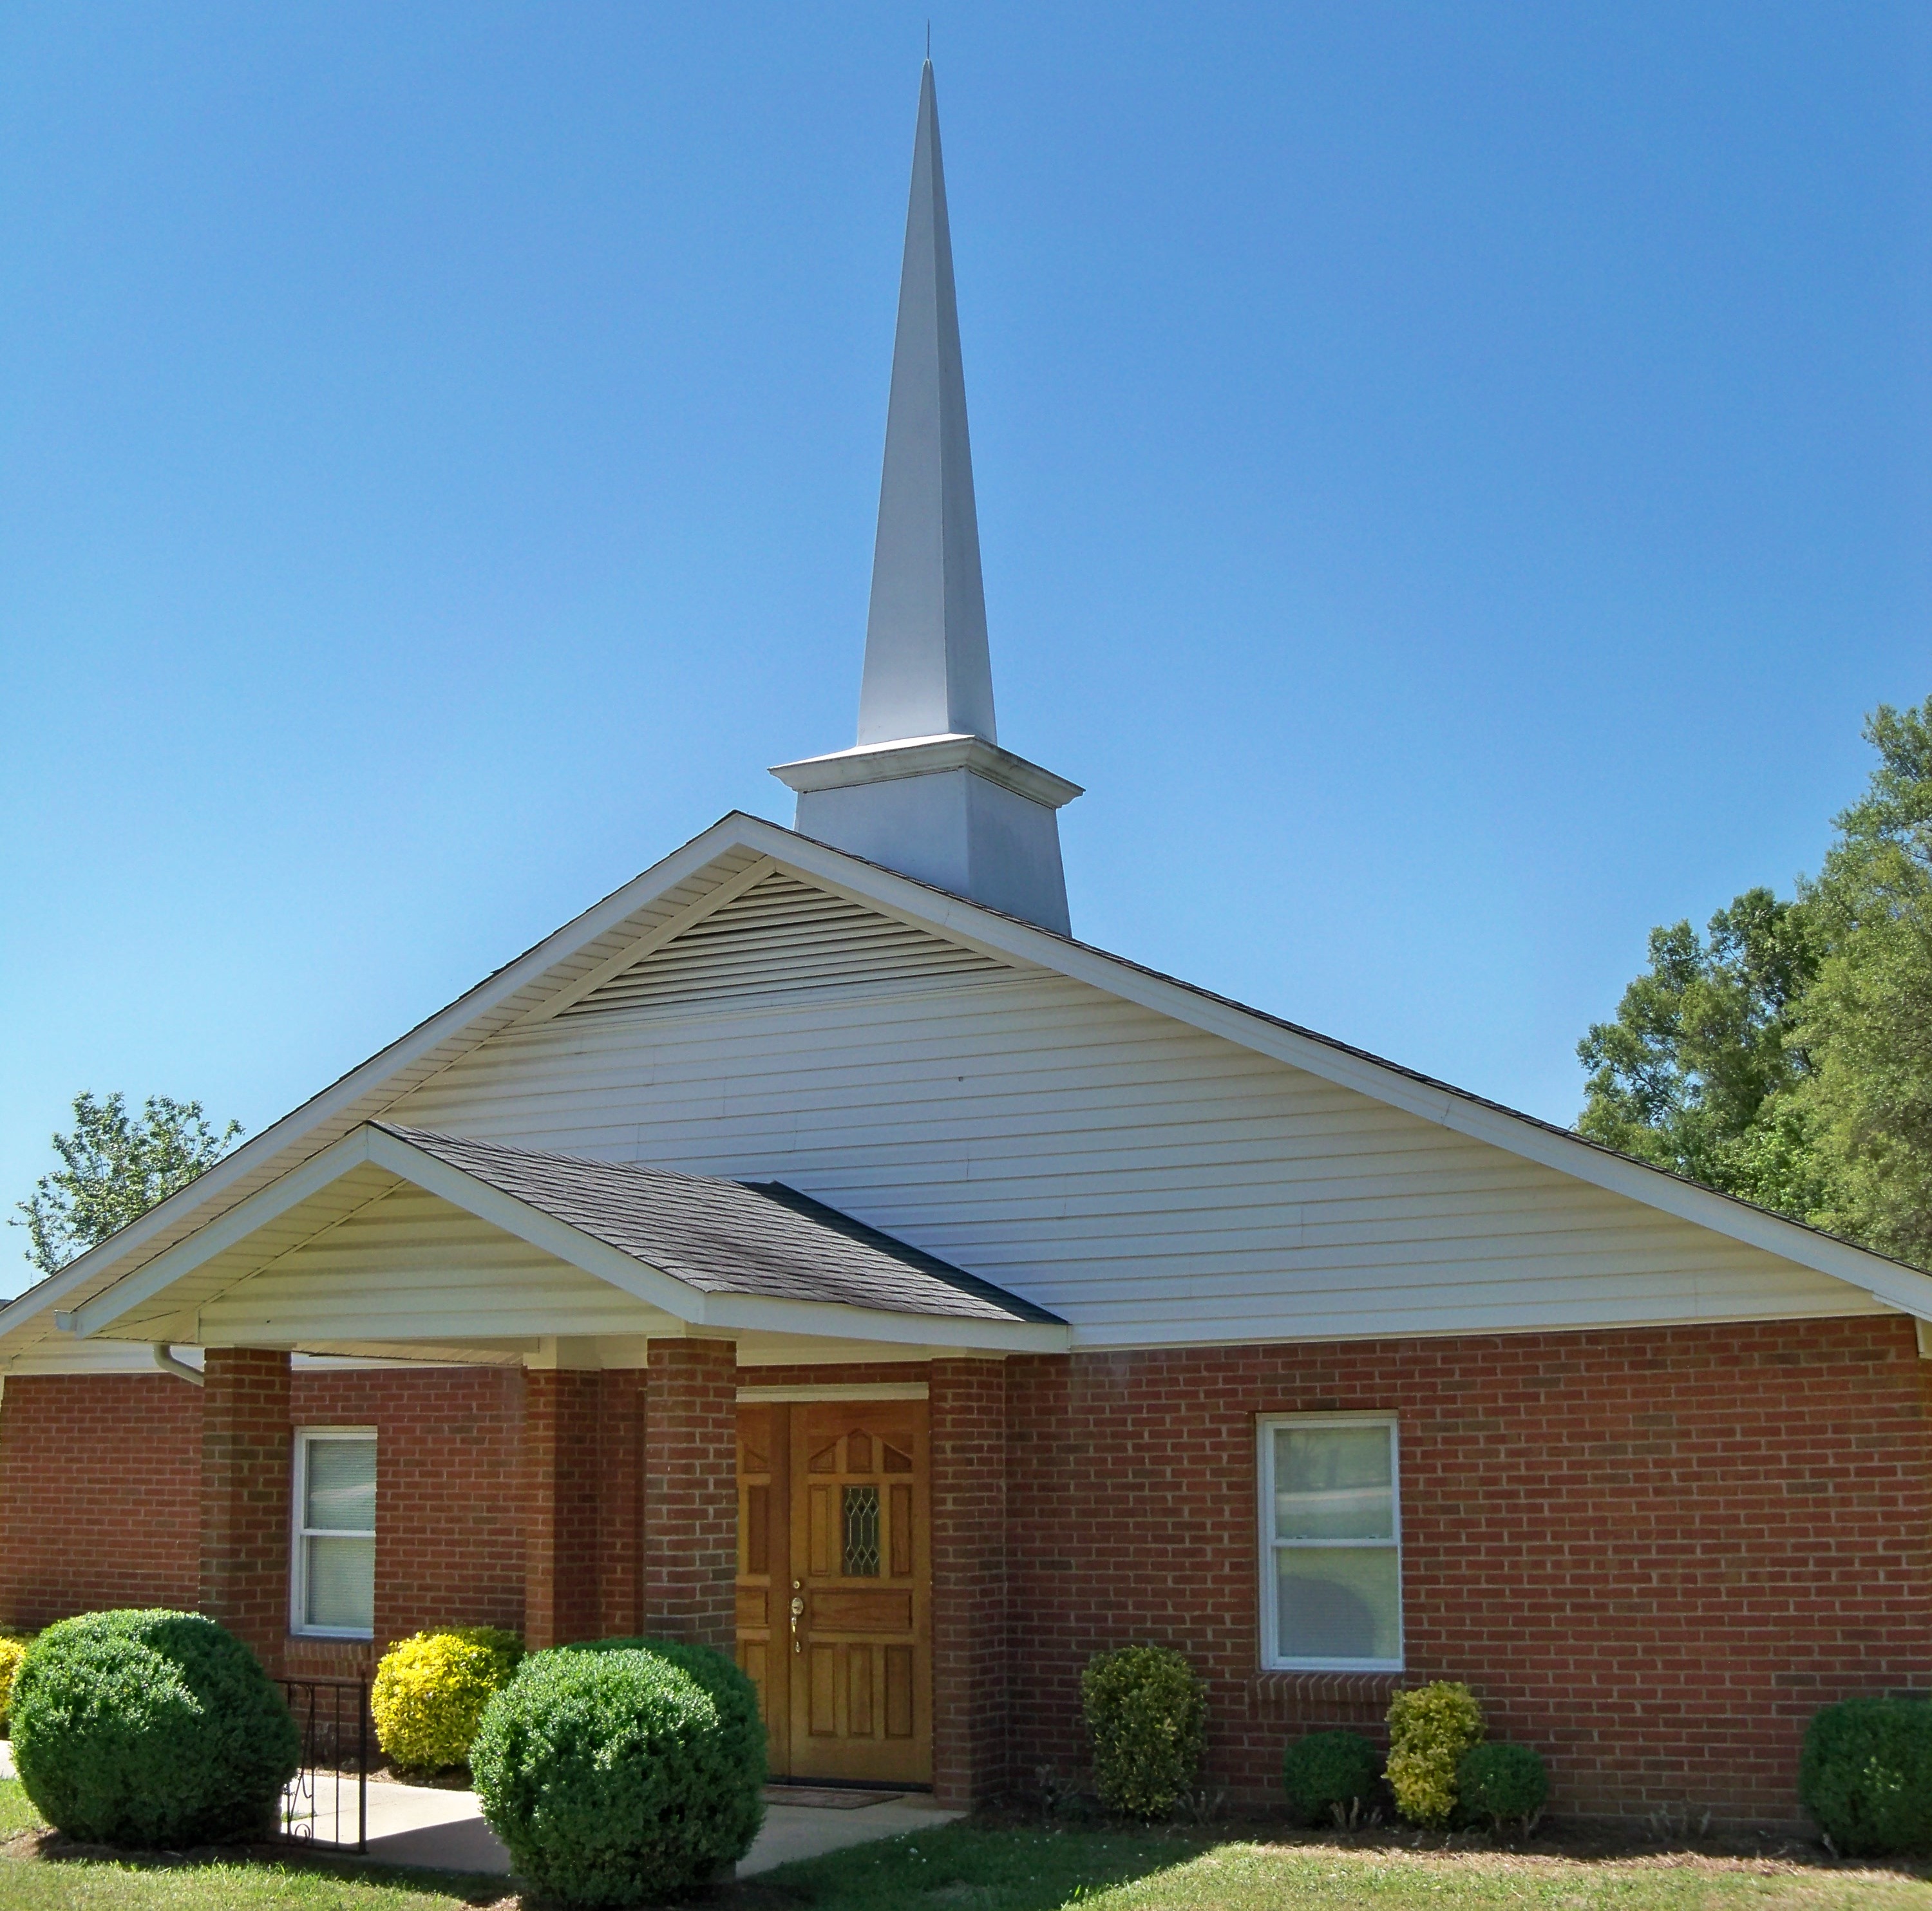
[787,1401,931,1783]
[734,1405,789,1770]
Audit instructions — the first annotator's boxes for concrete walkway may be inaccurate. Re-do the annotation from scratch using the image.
[2,1742,956,1879]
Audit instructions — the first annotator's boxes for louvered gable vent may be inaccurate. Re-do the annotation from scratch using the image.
[562,871,1009,1019]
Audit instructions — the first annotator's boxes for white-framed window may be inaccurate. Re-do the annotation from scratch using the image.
[1258,1413,1402,1671]
[291,1428,377,1639]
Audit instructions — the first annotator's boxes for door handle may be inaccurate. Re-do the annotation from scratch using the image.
[790,1594,806,1654]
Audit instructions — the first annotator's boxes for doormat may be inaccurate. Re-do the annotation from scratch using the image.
[762,1785,905,1810]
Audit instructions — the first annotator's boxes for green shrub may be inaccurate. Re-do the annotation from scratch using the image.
[1800,1698,1932,1856]
[470,1641,766,1905]
[1386,1680,1484,1828]
[371,1626,522,1773]
[1457,1741,1548,1833]
[1080,1644,1208,1821]
[0,1635,31,1735]
[1282,1729,1381,1827]
[10,1609,299,1847]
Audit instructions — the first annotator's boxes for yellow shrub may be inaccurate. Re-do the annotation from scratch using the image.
[1385,1680,1484,1827]
[372,1628,522,1773]
[0,1637,28,1735]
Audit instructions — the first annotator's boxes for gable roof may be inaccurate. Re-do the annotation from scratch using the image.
[7,809,1932,1364]
[62,1120,1066,1353]
[377,1125,1060,1326]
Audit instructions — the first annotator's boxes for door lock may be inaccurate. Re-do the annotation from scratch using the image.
[789,1593,806,1654]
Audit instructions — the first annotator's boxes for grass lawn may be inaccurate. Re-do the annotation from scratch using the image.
[5,1782,1932,1910]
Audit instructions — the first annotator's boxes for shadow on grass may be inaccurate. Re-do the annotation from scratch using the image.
[732,1823,1207,1911]
[17,1829,515,1906]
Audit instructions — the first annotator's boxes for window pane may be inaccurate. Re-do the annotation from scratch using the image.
[1276,1546,1400,1662]
[305,1439,375,1534]
[305,1536,375,1632]
[842,1485,880,1577]
[1274,1426,1393,1541]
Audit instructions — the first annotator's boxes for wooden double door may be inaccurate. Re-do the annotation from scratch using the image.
[735,1400,932,1785]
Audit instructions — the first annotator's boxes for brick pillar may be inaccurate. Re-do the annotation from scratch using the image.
[524,1368,601,1649]
[644,1338,737,1648]
[931,1357,1010,1809]
[200,1348,292,1672]
[596,1368,647,1639]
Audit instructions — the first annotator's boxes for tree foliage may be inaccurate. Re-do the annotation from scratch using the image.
[1578,695,1932,1266]
[12,1091,242,1277]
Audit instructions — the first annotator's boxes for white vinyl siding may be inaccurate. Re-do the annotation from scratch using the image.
[292,1429,376,1638]
[386,934,1881,1348]
[1260,1415,1401,1671]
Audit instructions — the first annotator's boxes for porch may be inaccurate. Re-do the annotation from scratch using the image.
[39,1122,1069,1809]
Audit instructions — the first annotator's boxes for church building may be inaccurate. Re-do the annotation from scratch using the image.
[3,64,1928,1825]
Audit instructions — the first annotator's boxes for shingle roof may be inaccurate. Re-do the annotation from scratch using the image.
[375,1123,1062,1327]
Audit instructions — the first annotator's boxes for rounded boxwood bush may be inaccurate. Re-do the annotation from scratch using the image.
[1081,1644,1208,1821]
[1283,1729,1381,1827]
[10,1609,300,1847]
[470,1640,766,1905]
[372,1626,523,1773]
[1457,1741,1549,1833]
[1801,1697,1932,1856]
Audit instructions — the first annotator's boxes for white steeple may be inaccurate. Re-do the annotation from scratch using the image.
[857,59,996,746]
[772,61,1080,936]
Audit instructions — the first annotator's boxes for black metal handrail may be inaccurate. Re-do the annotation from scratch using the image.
[277,1677,368,1854]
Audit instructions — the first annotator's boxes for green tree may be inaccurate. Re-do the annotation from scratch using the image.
[12,1092,242,1277]
[1790,699,1932,1265]
[1576,885,1820,1201]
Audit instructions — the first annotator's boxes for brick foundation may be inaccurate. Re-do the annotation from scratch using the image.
[644,1339,737,1648]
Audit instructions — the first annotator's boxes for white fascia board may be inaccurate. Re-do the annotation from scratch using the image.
[724,816,1932,1323]
[690,1290,1068,1353]
[0,816,783,1342]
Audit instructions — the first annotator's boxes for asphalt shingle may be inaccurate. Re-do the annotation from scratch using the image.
[375,1122,1061,1326]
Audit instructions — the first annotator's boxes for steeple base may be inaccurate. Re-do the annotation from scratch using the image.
[771,734,1079,936]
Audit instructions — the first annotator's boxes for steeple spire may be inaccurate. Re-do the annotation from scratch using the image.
[772,61,1081,936]
[857,59,996,747]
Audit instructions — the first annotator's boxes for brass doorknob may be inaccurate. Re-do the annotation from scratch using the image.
[789,1594,806,1655]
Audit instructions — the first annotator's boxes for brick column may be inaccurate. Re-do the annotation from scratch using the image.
[524,1368,601,1650]
[596,1367,647,1639]
[200,1348,292,1672]
[931,1357,1010,1809]
[644,1338,737,1648]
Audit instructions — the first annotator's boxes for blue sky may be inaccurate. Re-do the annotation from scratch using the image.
[4,3,1928,1265]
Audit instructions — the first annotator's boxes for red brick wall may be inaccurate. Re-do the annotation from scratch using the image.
[645,1339,737,1648]
[931,1358,1010,1808]
[0,1373,202,1628]
[522,1368,601,1651]
[1006,1315,1932,1825]
[200,1349,292,1671]
[289,1365,526,1677]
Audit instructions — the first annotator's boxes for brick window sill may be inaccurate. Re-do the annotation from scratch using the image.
[1247,1670,1403,1721]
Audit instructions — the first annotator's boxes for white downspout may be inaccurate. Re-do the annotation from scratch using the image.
[151,1344,204,1388]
